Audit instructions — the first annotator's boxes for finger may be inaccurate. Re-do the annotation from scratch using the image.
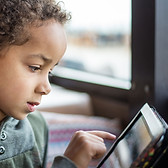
[70,130,104,146]
[86,130,116,140]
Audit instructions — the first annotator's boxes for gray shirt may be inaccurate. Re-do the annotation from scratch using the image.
[0,111,77,168]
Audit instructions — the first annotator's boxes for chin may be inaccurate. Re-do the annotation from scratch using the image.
[12,113,28,120]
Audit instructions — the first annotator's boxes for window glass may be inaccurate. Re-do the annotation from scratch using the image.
[54,0,131,88]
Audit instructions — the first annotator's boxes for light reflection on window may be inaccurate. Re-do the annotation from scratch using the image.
[57,0,131,83]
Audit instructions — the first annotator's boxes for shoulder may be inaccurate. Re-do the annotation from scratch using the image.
[27,111,48,152]
[27,110,48,141]
[28,111,46,126]
[28,111,48,133]
[28,111,49,167]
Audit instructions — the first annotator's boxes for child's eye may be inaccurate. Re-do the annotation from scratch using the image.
[29,65,41,72]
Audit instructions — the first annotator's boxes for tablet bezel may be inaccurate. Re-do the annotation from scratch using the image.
[96,103,166,168]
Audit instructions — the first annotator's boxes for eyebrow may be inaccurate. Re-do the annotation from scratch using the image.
[28,54,52,63]
[27,54,59,67]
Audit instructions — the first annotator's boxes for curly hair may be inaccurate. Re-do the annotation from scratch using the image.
[0,0,71,50]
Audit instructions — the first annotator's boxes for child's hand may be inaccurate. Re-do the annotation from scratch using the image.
[64,130,116,168]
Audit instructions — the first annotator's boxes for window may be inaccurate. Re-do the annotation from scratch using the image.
[51,0,168,124]
[53,0,132,90]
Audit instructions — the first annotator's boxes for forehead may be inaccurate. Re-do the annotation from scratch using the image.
[23,21,67,63]
[0,21,67,69]
[28,21,67,47]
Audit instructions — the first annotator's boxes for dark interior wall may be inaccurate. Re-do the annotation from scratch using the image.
[90,95,129,128]
[130,0,168,122]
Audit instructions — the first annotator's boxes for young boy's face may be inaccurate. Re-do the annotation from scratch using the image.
[0,21,67,121]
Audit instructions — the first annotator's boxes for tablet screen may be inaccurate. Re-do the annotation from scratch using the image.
[100,115,152,168]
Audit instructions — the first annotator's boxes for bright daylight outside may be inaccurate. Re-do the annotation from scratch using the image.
[53,0,131,89]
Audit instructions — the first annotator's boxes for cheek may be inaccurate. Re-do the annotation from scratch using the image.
[15,79,34,98]
[3,78,32,101]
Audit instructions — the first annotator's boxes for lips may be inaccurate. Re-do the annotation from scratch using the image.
[27,102,40,112]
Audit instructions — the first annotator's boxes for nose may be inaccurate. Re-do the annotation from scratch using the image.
[35,76,51,95]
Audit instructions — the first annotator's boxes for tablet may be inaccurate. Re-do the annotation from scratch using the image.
[96,103,168,168]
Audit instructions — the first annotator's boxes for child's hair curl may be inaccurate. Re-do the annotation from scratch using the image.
[0,0,71,50]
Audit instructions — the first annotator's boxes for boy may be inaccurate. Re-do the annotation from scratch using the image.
[0,0,116,167]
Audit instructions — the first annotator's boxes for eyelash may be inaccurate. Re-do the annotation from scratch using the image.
[29,65,54,76]
[29,66,41,72]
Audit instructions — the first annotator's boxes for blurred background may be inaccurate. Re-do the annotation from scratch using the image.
[53,0,131,87]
